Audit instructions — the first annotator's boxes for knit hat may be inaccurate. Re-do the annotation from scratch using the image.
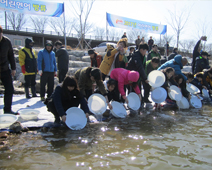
[25,38,34,48]
[88,49,95,55]
[45,40,53,46]
[117,38,128,48]
[128,71,139,82]
[201,51,210,56]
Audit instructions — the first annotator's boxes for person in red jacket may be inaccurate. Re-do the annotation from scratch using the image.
[110,68,141,103]
[88,49,102,68]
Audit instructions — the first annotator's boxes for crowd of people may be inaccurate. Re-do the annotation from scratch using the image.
[1,24,211,124]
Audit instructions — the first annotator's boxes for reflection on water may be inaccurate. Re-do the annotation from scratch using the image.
[1,105,212,169]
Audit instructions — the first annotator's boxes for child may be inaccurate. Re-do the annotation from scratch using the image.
[191,72,205,92]
[110,68,142,103]
[46,76,90,124]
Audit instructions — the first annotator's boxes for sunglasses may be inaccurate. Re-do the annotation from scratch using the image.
[46,44,52,46]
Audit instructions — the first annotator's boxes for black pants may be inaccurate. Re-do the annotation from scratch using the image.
[0,70,14,112]
[85,89,93,100]
[142,81,151,101]
[25,75,36,88]
[58,69,68,83]
[40,72,54,98]
[102,73,107,81]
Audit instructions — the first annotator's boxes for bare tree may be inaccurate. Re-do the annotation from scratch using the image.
[7,12,27,31]
[161,34,174,46]
[30,16,48,34]
[92,27,105,40]
[165,5,192,48]
[128,30,148,44]
[108,28,122,42]
[49,17,76,36]
[68,0,95,49]
[179,40,195,53]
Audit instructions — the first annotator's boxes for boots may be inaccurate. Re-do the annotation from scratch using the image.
[31,86,38,97]
[25,87,31,99]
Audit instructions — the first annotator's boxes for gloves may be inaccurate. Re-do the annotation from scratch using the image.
[38,70,43,76]
[21,65,26,74]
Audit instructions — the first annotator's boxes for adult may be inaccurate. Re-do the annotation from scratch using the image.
[19,38,37,99]
[126,43,151,103]
[37,40,57,101]
[46,76,90,124]
[194,51,210,74]
[168,47,178,60]
[192,36,207,74]
[0,25,16,114]
[54,40,69,83]
[147,44,161,61]
[88,49,102,68]
[135,35,141,50]
[121,32,127,38]
[148,36,154,52]
[99,38,127,80]
[158,55,188,81]
[141,37,145,44]
[165,41,169,56]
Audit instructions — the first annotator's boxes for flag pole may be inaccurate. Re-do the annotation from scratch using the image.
[63,3,66,49]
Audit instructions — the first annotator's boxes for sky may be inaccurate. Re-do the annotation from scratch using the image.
[1,0,212,47]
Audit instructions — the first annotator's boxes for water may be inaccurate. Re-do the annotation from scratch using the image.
[1,105,212,170]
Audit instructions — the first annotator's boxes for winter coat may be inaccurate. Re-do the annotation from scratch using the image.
[190,77,203,92]
[126,50,147,81]
[37,48,57,72]
[47,86,89,117]
[161,71,178,91]
[55,47,69,71]
[110,68,140,97]
[202,71,212,90]
[135,38,141,47]
[0,36,16,72]
[158,55,187,81]
[74,67,107,97]
[19,47,37,75]
[148,39,154,46]
[194,56,210,74]
[91,52,102,68]
[145,60,159,76]
[147,50,161,61]
[192,40,201,73]
[99,48,124,75]
[168,52,178,60]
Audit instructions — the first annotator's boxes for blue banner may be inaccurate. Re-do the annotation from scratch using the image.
[0,0,64,17]
[107,13,167,35]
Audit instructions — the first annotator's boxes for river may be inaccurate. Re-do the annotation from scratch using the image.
[0,104,212,170]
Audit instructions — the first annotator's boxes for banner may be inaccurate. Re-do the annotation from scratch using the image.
[0,0,64,17]
[107,13,167,35]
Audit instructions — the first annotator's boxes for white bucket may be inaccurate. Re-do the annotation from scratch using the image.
[111,101,127,118]
[127,92,141,110]
[168,85,182,101]
[0,114,18,129]
[148,70,165,88]
[176,97,189,109]
[151,87,167,103]
[186,83,200,94]
[18,109,40,120]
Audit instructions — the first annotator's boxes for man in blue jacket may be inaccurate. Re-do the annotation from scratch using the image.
[158,55,188,81]
[37,40,57,101]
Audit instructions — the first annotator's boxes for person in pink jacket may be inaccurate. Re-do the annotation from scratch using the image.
[110,68,142,103]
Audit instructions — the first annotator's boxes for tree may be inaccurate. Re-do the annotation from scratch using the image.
[7,12,27,31]
[49,17,76,36]
[179,40,195,53]
[92,27,105,40]
[165,5,192,48]
[128,30,148,44]
[68,0,95,49]
[30,16,48,34]
[161,34,174,47]
[107,27,122,42]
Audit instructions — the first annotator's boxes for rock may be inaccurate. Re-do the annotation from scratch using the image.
[17,73,25,84]
[15,63,21,80]
[69,55,76,60]
[69,61,90,68]
[82,56,91,62]
[68,51,85,57]
[0,132,8,138]
[10,121,24,133]
[67,68,81,77]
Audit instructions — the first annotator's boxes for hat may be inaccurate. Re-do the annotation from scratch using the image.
[128,71,139,82]
[25,38,34,48]
[201,51,210,56]
[117,38,128,48]
[88,49,95,55]
[45,40,53,46]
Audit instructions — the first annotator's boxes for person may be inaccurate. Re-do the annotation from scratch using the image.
[145,57,160,76]
[135,35,141,50]
[74,67,109,101]
[127,47,135,61]
[37,40,57,101]
[54,40,69,83]
[160,56,168,65]
[99,38,127,80]
[158,55,188,82]
[191,72,205,92]
[148,36,154,52]
[165,41,169,57]
[201,67,212,95]
[0,25,17,114]
[141,37,145,44]
[194,51,210,74]
[110,68,142,103]
[192,36,207,74]
[121,32,127,38]
[184,72,194,83]
[168,47,178,60]
[19,38,37,99]
[45,76,90,124]
[88,49,102,68]
[147,44,161,61]
[126,43,150,103]
[174,74,191,100]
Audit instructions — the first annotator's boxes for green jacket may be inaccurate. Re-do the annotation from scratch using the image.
[145,60,159,76]
[147,50,161,61]
[74,67,107,97]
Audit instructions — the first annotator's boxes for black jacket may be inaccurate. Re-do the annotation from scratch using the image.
[168,52,178,60]
[192,40,201,73]
[55,47,69,71]
[0,36,16,72]
[126,50,147,81]
[194,57,210,74]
